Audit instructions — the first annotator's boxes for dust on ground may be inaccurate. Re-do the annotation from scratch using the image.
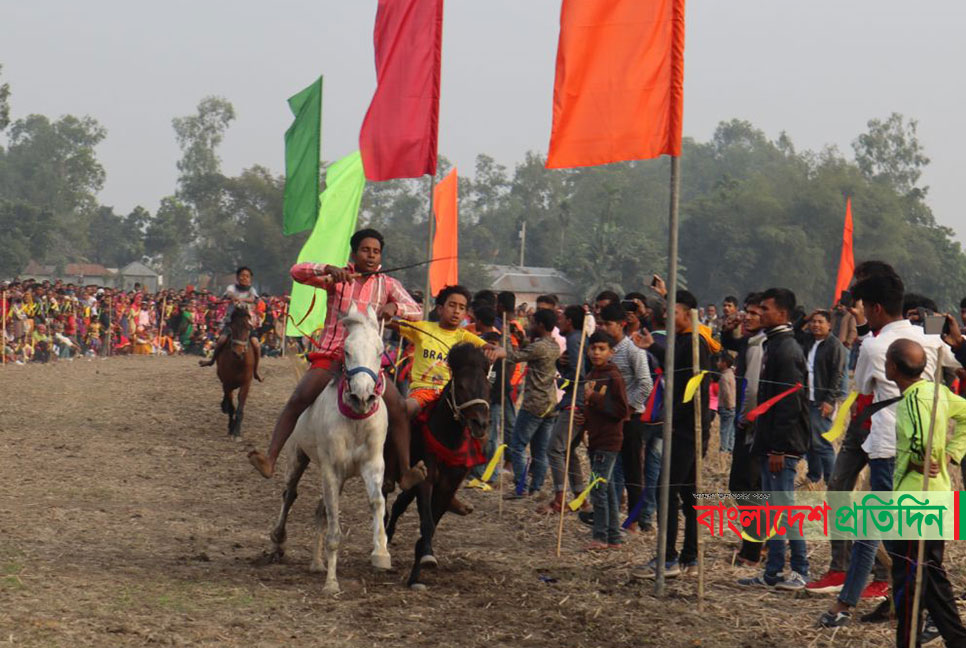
[0,355,952,647]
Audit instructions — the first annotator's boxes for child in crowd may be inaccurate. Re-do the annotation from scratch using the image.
[582,331,630,551]
[716,353,736,453]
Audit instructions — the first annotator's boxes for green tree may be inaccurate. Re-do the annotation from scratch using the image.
[853,113,930,196]
[0,64,10,132]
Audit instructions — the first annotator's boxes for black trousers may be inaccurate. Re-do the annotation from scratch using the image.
[659,440,697,563]
[621,417,646,524]
[889,540,966,648]
[728,423,763,563]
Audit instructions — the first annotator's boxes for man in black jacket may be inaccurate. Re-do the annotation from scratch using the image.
[802,310,848,485]
[739,287,811,591]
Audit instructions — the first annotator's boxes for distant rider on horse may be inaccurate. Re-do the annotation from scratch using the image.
[247,228,428,490]
[199,266,263,382]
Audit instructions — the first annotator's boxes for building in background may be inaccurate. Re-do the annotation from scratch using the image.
[482,264,578,307]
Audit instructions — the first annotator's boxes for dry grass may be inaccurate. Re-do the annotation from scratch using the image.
[1,356,963,647]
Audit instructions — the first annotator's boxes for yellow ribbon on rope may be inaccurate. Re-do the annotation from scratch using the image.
[683,370,708,403]
[467,444,507,491]
[568,476,606,512]
[740,512,783,543]
[822,391,859,442]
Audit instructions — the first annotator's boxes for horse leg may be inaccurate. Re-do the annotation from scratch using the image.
[223,386,236,436]
[407,481,436,590]
[386,487,417,544]
[269,448,309,562]
[362,457,391,570]
[316,468,342,594]
[233,381,250,439]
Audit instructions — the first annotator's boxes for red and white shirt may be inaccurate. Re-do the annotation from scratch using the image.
[290,262,421,360]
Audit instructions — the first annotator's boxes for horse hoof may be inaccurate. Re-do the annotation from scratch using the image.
[230,435,242,443]
[409,582,428,591]
[371,554,391,570]
[309,561,325,573]
[419,554,438,569]
[322,583,340,595]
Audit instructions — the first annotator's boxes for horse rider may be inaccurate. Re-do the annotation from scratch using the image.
[199,265,263,382]
[247,228,428,491]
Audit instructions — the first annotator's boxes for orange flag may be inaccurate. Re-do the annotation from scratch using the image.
[833,198,855,305]
[430,168,458,295]
[546,0,685,169]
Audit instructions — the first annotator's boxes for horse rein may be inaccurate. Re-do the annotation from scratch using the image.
[444,382,490,423]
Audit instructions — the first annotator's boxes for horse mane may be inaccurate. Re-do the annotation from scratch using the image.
[447,342,487,375]
[341,310,373,331]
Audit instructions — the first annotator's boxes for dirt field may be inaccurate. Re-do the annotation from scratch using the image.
[1,355,958,646]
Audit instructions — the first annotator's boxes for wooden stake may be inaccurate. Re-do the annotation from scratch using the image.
[556,321,588,557]
[156,297,166,355]
[907,362,943,648]
[280,300,289,358]
[690,309,704,608]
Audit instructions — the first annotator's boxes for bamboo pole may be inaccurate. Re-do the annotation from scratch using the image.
[906,362,943,648]
[690,309,704,608]
[656,155,681,596]
[423,173,436,318]
[556,321,589,556]
[280,300,289,358]
[156,297,166,355]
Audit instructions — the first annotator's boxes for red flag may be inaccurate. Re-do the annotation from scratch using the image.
[745,383,803,423]
[430,168,459,295]
[546,0,685,169]
[833,198,855,305]
[359,0,443,181]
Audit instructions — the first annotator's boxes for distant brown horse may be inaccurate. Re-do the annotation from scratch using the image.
[217,306,256,440]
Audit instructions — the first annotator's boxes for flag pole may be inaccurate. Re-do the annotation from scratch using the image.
[498,325,507,517]
[1,289,7,366]
[423,173,436,318]
[907,361,943,648]
[555,321,588,556]
[655,154,680,596]
[690,308,704,608]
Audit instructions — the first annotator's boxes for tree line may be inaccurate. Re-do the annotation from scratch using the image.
[1,62,962,308]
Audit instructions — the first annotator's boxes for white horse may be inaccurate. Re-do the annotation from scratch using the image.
[268,304,390,594]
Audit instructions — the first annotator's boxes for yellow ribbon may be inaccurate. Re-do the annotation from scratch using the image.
[480,444,506,483]
[740,512,783,544]
[822,391,859,442]
[683,370,708,403]
[466,478,492,491]
[568,476,606,512]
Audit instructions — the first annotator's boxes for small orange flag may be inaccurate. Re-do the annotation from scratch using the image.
[546,0,685,169]
[833,198,855,305]
[430,168,458,296]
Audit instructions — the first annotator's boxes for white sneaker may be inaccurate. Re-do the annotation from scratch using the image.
[776,571,808,591]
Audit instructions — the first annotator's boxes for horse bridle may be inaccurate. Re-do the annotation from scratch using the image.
[444,381,490,425]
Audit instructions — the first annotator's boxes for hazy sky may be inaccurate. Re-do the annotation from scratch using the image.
[3,1,966,238]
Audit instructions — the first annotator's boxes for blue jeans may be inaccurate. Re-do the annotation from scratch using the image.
[589,450,620,544]
[642,423,663,524]
[806,402,836,483]
[838,457,895,606]
[718,408,736,453]
[761,455,809,578]
[509,410,557,494]
[471,401,514,480]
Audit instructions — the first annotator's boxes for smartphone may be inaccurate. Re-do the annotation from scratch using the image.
[839,290,853,308]
[651,275,661,288]
[621,300,638,312]
[924,314,945,336]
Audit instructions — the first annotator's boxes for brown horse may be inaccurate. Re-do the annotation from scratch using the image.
[217,306,256,440]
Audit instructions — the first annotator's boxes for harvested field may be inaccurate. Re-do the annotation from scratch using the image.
[1,355,958,646]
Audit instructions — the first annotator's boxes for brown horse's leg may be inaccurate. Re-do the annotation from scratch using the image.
[251,337,263,382]
[383,380,427,490]
[233,380,250,439]
[248,367,332,478]
[223,385,235,436]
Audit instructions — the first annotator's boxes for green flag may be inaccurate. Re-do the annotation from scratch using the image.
[286,151,365,337]
[283,76,323,235]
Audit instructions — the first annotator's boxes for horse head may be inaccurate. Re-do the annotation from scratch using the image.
[228,305,253,359]
[339,304,384,416]
[446,343,491,441]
